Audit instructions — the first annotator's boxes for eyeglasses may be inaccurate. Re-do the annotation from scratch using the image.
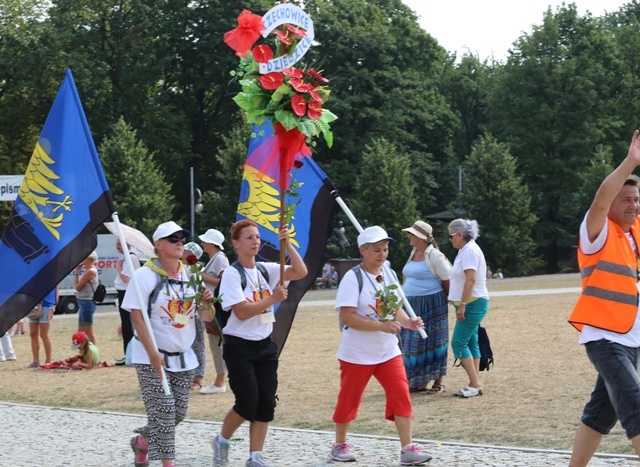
[164,235,187,244]
[449,233,459,239]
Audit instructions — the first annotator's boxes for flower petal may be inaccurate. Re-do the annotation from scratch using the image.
[252,44,273,64]
[259,72,284,90]
[307,101,323,120]
[291,94,307,117]
[274,30,293,45]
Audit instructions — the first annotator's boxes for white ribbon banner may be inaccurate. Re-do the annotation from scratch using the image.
[0,175,24,201]
[259,3,315,74]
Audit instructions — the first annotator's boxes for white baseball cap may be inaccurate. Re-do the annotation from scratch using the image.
[357,226,394,247]
[152,221,191,242]
[199,229,225,250]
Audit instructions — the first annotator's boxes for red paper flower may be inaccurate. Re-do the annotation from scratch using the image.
[310,68,330,83]
[186,254,198,266]
[308,88,322,102]
[307,101,323,120]
[259,72,284,90]
[274,30,293,45]
[252,44,273,64]
[291,94,307,117]
[282,67,304,79]
[287,25,307,39]
[224,10,265,55]
[289,78,314,93]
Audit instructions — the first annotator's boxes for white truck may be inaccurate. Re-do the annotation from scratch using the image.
[56,234,120,314]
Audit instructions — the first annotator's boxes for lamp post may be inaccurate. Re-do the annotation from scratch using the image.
[190,167,203,236]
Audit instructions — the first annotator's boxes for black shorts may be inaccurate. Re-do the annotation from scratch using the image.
[223,335,278,422]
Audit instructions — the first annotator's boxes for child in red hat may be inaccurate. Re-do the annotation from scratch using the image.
[65,332,100,369]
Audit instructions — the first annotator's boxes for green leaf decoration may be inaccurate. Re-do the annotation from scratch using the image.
[274,109,299,131]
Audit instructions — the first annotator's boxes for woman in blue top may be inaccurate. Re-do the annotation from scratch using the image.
[400,221,451,394]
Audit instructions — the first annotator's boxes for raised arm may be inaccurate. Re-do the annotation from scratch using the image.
[586,130,640,241]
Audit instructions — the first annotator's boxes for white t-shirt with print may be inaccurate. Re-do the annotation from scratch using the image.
[122,266,198,371]
[578,215,640,347]
[114,253,141,291]
[448,239,489,302]
[219,262,282,341]
[335,267,402,365]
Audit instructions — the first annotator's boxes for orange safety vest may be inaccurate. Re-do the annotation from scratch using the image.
[569,218,640,333]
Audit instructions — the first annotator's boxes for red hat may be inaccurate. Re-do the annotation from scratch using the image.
[71,332,87,350]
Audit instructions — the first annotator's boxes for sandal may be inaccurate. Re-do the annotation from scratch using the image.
[410,385,428,393]
[190,382,203,391]
[130,435,149,467]
[426,383,445,394]
[457,386,483,398]
[25,362,39,369]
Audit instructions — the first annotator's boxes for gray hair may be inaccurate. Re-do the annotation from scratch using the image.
[448,218,480,241]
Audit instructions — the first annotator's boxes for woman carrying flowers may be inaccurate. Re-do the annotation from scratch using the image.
[211,220,307,467]
[122,221,215,467]
[329,226,432,465]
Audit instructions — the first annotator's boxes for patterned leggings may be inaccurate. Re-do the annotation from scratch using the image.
[134,364,195,461]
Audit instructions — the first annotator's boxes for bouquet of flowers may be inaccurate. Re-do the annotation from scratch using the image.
[184,254,224,339]
[224,8,337,182]
[374,274,400,321]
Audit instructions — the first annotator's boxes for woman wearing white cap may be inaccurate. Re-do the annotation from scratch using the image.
[122,221,215,467]
[73,251,99,345]
[401,220,451,394]
[329,226,432,465]
[198,228,230,395]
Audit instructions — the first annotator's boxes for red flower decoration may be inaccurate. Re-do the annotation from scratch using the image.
[259,72,284,90]
[282,67,303,79]
[186,254,198,266]
[223,10,265,55]
[307,101,323,120]
[310,68,330,83]
[287,25,307,39]
[291,94,307,117]
[289,78,314,93]
[293,160,304,169]
[252,44,273,64]
[308,88,323,102]
[274,30,293,45]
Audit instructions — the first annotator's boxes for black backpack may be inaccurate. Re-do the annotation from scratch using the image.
[213,261,270,331]
[478,325,494,371]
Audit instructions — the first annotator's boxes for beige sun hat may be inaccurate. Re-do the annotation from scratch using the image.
[402,220,433,241]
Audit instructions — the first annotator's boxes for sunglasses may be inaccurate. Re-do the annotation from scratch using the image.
[165,235,187,244]
[449,233,459,239]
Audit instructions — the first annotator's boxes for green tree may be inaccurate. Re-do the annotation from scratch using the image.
[354,138,416,268]
[454,135,539,276]
[99,118,176,236]
[304,0,457,206]
[487,4,624,271]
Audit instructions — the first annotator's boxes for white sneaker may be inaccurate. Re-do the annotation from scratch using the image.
[201,383,226,394]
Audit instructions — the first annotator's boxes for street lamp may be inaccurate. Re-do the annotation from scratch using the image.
[190,167,203,236]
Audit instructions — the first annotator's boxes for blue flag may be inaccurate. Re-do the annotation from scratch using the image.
[0,69,115,334]
[237,122,335,354]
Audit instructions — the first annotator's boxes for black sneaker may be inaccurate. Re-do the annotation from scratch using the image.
[114,358,126,366]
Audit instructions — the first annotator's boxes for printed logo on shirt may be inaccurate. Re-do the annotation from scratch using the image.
[160,299,194,328]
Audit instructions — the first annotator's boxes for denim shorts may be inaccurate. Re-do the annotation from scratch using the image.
[77,299,96,326]
[581,339,640,439]
[28,306,53,324]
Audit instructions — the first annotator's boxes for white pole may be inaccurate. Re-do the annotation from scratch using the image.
[111,212,171,395]
[190,167,195,236]
[333,196,427,339]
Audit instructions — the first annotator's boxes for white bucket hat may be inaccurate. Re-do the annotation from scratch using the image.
[199,229,225,250]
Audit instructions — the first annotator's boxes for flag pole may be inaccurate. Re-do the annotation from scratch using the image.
[111,212,171,394]
[326,186,428,339]
[277,0,288,286]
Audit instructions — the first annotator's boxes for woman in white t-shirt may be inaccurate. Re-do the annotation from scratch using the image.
[329,226,432,466]
[211,220,307,467]
[122,221,214,467]
[448,218,489,399]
